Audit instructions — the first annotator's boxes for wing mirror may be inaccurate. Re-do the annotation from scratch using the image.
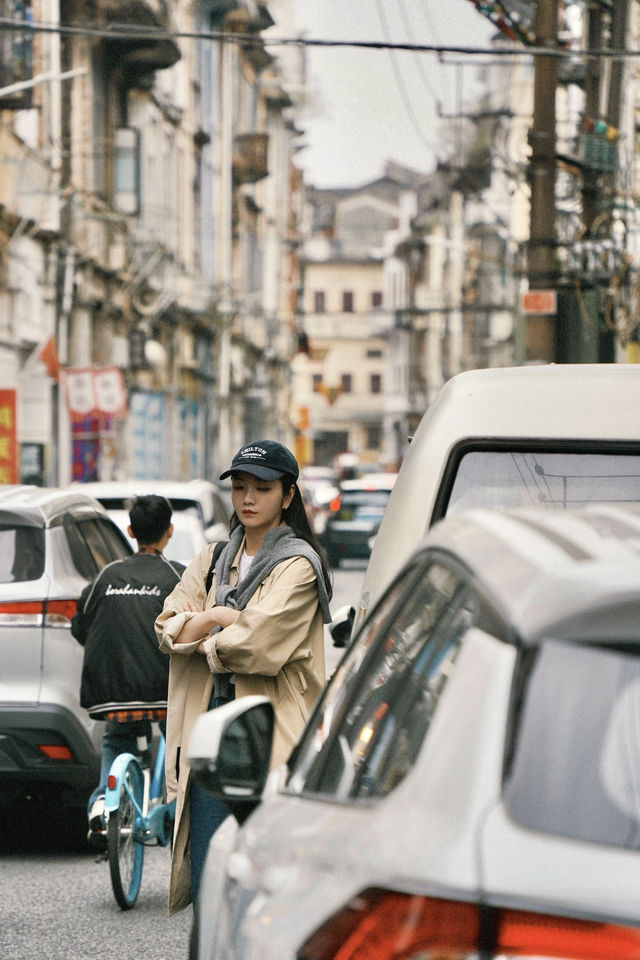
[329,603,355,648]
[188,696,274,825]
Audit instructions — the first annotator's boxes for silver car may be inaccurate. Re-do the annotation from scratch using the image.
[0,486,132,817]
[73,479,231,545]
[104,506,208,566]
[189,502,640,960]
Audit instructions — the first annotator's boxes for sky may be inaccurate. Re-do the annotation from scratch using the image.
[276,0,497,189]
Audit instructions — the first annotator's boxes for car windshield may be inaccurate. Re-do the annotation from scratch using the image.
[504,638,640,851]
[446,451,640,513]
[337,490,390,520]
[288,558,475,801]
[166,524,206,562]
[0,525,45,582]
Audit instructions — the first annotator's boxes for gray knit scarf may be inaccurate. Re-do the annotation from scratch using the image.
[209,524,332,700]
[214,523,332,621]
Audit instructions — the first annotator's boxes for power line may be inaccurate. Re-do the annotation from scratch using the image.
[0,17,639,61]
[397,0,442,105]
[374,0,439,157]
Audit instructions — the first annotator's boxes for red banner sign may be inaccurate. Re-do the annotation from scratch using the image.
[0,390,18,484]
[63,367,127,422]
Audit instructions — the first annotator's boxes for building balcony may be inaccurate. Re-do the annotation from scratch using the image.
[98,0,180,74]
[233,133,269,185]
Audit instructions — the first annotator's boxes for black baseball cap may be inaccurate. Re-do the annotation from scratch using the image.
[219,440,299,482]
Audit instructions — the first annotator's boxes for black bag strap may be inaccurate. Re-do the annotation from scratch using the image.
[205,540,228,595]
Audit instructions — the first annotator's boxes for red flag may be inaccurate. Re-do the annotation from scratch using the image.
[38,337,60,382]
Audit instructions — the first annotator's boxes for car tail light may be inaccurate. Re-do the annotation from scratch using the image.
[0,600,44,625]
[297,889,640,960]
[44,599,77,626]
[0,599,76,626]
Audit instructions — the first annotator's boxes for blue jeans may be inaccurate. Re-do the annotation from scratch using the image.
[88,718,163,812]
[189,694,232,905]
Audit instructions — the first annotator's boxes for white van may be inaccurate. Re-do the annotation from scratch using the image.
[351,363,640,634]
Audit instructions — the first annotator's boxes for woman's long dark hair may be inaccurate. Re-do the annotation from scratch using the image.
[229,474,333,597]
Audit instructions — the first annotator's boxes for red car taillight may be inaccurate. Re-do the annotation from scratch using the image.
[298,890,640,960]
[0,599,77,626]
[44,598,77,626]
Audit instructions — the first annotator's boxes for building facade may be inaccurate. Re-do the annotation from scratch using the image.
[0,0,302,487]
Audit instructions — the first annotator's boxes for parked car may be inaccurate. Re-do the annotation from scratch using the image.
[189,501,640,960]
[105,506,208,566]
[72,479,230,546]
[319,473,397,566]
[0,486,132,818]
[349,363,640,635]
[298,466,339,535]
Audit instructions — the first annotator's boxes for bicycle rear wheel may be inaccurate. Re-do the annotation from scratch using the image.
[107,759,144,909]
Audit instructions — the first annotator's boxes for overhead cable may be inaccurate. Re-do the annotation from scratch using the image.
[0,16,638,61]
[374,0,439,155]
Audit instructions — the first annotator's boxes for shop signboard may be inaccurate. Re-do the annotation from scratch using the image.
[0,389,18,483]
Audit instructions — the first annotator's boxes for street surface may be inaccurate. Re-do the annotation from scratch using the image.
[0,563,365,960]
[0,801,191,960]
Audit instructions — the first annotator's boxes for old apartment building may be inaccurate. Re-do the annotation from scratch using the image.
[3,2,640,487]
[0,0,303,485]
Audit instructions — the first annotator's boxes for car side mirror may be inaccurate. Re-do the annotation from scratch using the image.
[329,604,355,648]
[188,696,274,825]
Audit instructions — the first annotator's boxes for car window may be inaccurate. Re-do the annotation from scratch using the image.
[504,639,640,851]
[334,490,390,521]
[0,524,45,582]
[167,521,206,562]
[445,450,640,514]
[212,493,230,524]
[94,518,132,561]
[62,515,99,579]
[76,517,129,569]
[288,559,476,801]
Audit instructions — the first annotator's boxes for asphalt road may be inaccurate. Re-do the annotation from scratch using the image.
[0,563,366,960]
[0,803,192,960]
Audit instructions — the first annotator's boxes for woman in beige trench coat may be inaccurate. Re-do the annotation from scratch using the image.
[155,440,332,915]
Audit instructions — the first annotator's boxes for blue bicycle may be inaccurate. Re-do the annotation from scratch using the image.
[104,724,175,910]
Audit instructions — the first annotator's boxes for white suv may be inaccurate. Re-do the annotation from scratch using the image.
[189,501,640,960]
[0,486,132,818]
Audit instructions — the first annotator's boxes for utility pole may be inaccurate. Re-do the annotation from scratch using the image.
[581,3,603,233]
[563,1,626,363]
[526,0,558,362]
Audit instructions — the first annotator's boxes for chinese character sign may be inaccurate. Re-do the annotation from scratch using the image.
[94,368,127,418]
[63,367,127,422]
[0,390,18,484]
[64,369,96,418]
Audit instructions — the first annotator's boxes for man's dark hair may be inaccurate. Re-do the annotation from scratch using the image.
[128,495,172,545]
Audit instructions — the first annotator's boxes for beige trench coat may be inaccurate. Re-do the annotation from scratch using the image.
[155,536,326,915]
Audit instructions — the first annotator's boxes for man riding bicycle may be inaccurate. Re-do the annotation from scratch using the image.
[71,494,185,847]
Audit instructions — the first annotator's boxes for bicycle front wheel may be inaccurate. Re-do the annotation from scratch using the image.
[107,759,145,910]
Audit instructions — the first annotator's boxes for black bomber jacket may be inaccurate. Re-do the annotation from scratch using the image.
[71,552,185,719]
